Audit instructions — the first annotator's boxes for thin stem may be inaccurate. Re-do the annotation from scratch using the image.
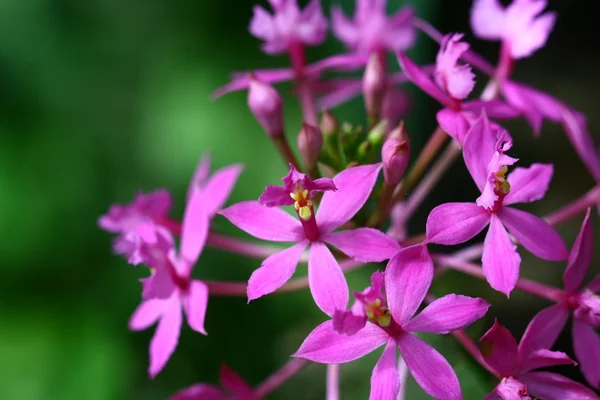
[434,254,565,302]
[326,364,340,400]
[367,182,396,227]
[273,136,302,170]
[254,359,309,398]
[289,44,318,126]
[207,233,307,262]
[544,185,600,227]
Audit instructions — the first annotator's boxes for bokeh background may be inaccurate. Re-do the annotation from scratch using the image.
[1,0,598,399]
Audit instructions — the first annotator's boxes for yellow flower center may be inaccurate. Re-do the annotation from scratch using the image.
[290,188,313,220]
[365,298,391,328]
[493,165,511,196]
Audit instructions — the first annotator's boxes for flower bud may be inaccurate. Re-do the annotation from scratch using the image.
[320,109,339,136]
[247,76,284,138]
[362,53,387,118]
[297,122,323,171]
[382,122,410,186]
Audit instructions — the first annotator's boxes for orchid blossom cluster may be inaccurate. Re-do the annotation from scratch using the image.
[99,0,600,399]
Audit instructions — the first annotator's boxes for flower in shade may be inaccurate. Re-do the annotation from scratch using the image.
[170,364,256,400]
[220,164,401,315]
[98,189,173,265]
[332,1,415,54]
[470,0,556,59]
[426,112,568,296]
[479,319,597,400]
[249,0,327,55]
[128,157,243,377]
[398,35,519,144]
[519,209,600,388]
[294,245,490,400]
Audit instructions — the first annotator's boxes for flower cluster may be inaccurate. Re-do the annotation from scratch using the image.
[100,0,600,399]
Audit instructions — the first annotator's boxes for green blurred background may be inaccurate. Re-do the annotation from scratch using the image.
[0,0,598,398]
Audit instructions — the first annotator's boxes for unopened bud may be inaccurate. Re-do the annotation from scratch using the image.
[319,109,339,137]
[382,122,410,186]
[248,76,284,138]
[363,53,387,119]
[298,122,323,171]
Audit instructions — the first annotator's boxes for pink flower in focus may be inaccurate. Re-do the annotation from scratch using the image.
[295,245,490,399]
[398,36,519,144]
[128,157,243,377]
[426,113,568,296]
[170,364,256,400]
[470,0,557,59]
[332,1,415,54]
[220,164,401,315]
[249,0,327,55]
[479,320,597,399]
[520,209,600,388]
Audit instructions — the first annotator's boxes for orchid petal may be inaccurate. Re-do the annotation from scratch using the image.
[437,109,470,144]
[129,298,167,331]
[219,365,254,399]
[496,377,528,400]
[183,280,209,335]
[518,303,569,359]
[470,0,506,40]
[323,228,401,263]
[396,333,462,400]
[141,263,176,300]
[504,164,554,205]
[293,320,388,363]
[149,295,182,377]
[219,201,303,242]
[180,188,210,268]
[562,108,600,183]
[500,207,568,261]
[308,242,349,316]
[317,164,382,232]
[563,208,594,292]
[170,384,226,400]
[572,319,600,388]
[404,294,490,334]
[520,349,576,373]
[386,245,434,326]
[482,215,521,297]
[426,202,490,245]
[519,371,599,400]
[369,341,400,400]
[462,100,521,120]
[397,52,451,107]
[479,319,519,376]
[463,112,499,190]
[202,164,244,216]
[248,241,308,302]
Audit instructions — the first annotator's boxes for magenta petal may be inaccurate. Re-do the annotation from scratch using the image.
[183,280,209,335]
[149,295,182,377]
[129,298,167,331]
[169,384,226,400]
[500,207,568,261]
[323,228,401,263]
[404,294,490,334]
[369,340,400,400]
[519,372,599,400]
[426,202,490,245]
[482,215,521,296]
[479,320,519,377]
[561,108,600,183]
[397,52,450,107]
[293,320,388,363]
[518,303,569,359]
[202,164,244,216]
[504,164,554,205]
[470,0,505,40]
[396,333,462,400]
[247,241,308,302]
[219,201,303,242]
[520,349,576,373]
[333,308,367,336]
[437,109,470,144]
[219,365,254,399]
[572,319,600,388]
[317,164,382,232]
[496,377,528,400]
[482,391,502,400]
[308,242,349,316]
[180,189,209,268]
[212,69,295,98]
[141,264,176,300]
[259,185,294,207]
[462,100,521,120]
[386,245,434,326]
[463,112,499,190]
[563,209,594,292]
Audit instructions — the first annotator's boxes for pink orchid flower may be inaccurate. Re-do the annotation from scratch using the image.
[479,320,597,400]
[426,113,568,296]
[518,209,600,388]
[220,164,400,315]
[294,245,490,400]
[332,1,415,55]
[249,0,327,55]
[470,0,556,60]
[128,157,243,377]
[398,34,519,144]
[171,364,256,400]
